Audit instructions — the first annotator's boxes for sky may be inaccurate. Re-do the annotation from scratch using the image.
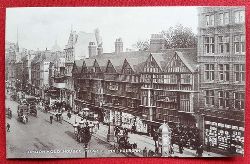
[6,7,198,53]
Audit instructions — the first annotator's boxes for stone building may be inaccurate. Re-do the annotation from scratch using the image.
[197,7,245,154]
[5,42,18,89]
[31,49,58,98]
[64,30,101,108]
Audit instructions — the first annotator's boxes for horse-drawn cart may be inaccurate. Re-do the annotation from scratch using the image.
[29,105,37,117]
[6,108,12,119]
[115,127,137,151]
[73,122,92,143]
[24,96,38,117]
[17,105,29,124]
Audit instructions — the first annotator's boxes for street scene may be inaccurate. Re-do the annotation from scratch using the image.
[6,93,126,158]
[5,7,245,158]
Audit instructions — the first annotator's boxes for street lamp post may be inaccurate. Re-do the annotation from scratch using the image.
[107,109,115,143]
[82,126,91,158]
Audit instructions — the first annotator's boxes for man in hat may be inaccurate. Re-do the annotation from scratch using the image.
[50,115,53,124]
[6,123,10,132]
[143,147,148,157]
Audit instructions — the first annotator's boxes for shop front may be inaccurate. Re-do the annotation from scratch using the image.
[204,116,244,155]
[102,104,148,133]
[120,112,133,129]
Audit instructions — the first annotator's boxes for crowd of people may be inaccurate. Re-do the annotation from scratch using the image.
[147,123,203,157]
[170,124,201,150]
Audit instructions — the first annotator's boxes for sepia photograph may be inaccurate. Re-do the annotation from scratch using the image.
[5,6,245,158]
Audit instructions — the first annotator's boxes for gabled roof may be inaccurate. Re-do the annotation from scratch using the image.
[125,55,149,73]
[175,48,197,72]
[93,51,150,73]
[105,59,117,73]
[150,53,166,71]
[108,58,125,73]
[164,48,197,73]
[95,58,108,72]
[81,48,197,74]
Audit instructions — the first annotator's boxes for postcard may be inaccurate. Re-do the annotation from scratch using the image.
[5,6,245,158]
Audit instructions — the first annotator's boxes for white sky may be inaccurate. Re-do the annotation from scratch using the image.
[6,7,198,53]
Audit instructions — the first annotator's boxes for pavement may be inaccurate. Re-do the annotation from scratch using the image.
[47,109,224,157]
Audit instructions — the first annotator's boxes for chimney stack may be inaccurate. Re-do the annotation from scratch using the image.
[149,34,165,53]
[88,42,97,58]
[115,38,123,54]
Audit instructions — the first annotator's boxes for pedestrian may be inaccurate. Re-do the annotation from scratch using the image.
[58,113,62,123]
[207,139,211,152]
[170,144,174,155]
[6,123,10,132]
[62,106,65,112]
[67,111,71,120]
[132,125,136,133]
[55,113,58,121]
[153,131,158,148]
[115,126,119,137]
[196,145,203,157]
[179,138,183,154]
[50,115,53,124]
[143,147,148,157]
[155,146,159,155]
[148,150,154,157]
[97,121,100,130]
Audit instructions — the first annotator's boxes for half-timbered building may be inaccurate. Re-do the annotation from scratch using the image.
[72,48,198,135]
[140,49,199,135]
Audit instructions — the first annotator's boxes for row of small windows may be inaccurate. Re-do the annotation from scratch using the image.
[204,64,245,82]
[205,10,245,26]
[205,90,244,110]
[141,74,192,84]
[204,35,245,54]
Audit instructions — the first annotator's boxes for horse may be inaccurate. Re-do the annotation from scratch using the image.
[22,115,28,124]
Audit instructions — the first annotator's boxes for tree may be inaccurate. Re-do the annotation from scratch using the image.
[132,40,150,51]
[161,24,197,49]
